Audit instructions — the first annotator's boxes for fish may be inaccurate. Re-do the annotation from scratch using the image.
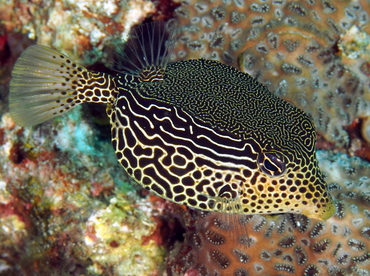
[9,22,335,221]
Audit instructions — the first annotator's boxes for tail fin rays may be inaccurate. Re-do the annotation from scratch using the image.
[10,45,89,127]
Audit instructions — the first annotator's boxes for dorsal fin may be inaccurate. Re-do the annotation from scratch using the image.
[112,21,178,81]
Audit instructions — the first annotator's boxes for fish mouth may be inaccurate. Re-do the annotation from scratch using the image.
[300,194,336,221]
[299,176,335,221]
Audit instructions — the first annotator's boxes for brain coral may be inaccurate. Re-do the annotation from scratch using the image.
[172,0,370,147]
[167,151,370,275]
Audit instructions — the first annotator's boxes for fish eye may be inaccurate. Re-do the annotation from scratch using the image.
[258,152,286,177]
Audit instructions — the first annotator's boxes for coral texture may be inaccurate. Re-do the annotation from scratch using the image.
[1,0,370,275]
[0,0,155,65]
[0,1,179,274]
[0,109,167,275]
[172,0,370,147]
[165,1,370,274]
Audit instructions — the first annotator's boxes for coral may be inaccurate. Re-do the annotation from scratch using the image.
[361,116,370,144]
[0,0,155,65]
[344,117,370,163]
[0,109,167,275]
[167,150,370,275]
[2,1,370,275]
[84,195,166,275]
[0,2,183,274]
[172,0,370,147]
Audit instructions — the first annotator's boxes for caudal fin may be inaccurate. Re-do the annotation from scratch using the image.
[9,45,112,127]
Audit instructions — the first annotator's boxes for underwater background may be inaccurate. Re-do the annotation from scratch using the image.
[0,0,370,275]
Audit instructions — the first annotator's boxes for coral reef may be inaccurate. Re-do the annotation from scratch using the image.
[167,151,370,275]
[0,2,183,274]
[0,109,167,275]
[172,0,370,147]
[165,2,370,274]
[0,0,155,65]
[1,0,370,275]
[84,195,166,275]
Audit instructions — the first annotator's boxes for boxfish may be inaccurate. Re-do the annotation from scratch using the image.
[9,22,335,221]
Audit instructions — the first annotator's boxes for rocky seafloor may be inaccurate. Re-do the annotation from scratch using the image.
[0,0,370,275]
